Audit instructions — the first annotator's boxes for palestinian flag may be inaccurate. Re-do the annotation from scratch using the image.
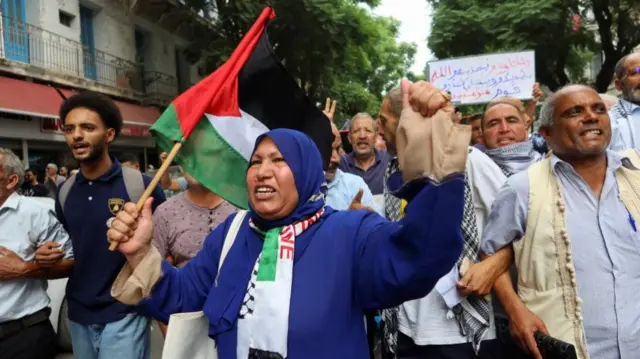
[150,7,333,209]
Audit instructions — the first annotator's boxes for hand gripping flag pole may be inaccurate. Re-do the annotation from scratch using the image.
[108,140,183,251]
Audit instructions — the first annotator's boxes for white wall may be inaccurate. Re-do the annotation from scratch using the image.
[135,16,177,75]
[20,0,199,90]
[40,0,81,41]
[21,0,82,77]
[24,0,137,85]
[24,0,42,30]
[86,0,136,62]
[135,15,205,93]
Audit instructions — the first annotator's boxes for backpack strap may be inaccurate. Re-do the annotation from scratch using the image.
[58,168,144,217]
[215,210,247,286]
[58,175,77,218]
[121,167,145,204]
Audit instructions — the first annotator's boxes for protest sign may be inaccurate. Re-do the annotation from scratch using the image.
[428,51,535,105]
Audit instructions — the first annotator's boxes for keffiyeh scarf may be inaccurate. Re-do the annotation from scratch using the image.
[453,177,492,354]
[485,140,543,176]
[237,208,325,359]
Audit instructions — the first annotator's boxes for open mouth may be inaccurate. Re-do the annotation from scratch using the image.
[580,129,602,137]
[497,138,515,145]
[255,185,276,200]
[72,143,90,154]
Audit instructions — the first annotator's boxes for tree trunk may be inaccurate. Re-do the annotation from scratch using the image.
[596,51,619,93]
[536,58,564,91]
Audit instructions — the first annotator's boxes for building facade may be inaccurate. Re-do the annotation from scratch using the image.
[0,0,209,172]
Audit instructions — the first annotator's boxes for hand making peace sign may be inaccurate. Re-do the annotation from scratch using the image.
[323,97,337,122]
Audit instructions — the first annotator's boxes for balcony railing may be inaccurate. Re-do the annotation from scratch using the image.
[0,15,145,93]
[144,70,178,105]
[0,14,178,105]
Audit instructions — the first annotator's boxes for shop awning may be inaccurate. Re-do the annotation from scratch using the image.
[115,100,161,127]
[0,76,63,118]
[60,89,161,127]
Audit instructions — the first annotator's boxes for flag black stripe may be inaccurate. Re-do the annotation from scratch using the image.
[238,30,333,170]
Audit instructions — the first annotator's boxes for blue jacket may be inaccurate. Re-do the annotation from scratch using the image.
[141,178,464,358]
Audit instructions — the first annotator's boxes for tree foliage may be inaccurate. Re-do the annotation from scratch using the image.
[589,0,640,91]
[427,0,640,92]
[183,0,416,127]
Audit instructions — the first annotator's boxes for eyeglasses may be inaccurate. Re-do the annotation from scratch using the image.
[624,66,640,79]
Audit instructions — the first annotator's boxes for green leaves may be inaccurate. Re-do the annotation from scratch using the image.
[428,0,640,92]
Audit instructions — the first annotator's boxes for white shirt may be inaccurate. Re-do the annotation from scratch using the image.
[609,99,640,151]
[397,147,506,345]
[326,169,382,215]
[0,192,73,321]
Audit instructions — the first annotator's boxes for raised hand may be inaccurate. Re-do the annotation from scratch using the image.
[348,189,374,212]
[531,83,543,103]
[407,80,453,117]
[323,97,337,122]
[395,79,471,183]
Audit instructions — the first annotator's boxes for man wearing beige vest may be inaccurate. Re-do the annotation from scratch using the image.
[480,84,640,359]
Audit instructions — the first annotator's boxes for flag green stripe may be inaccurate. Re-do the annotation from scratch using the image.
[256,227,281,282]
[151,104,249,209]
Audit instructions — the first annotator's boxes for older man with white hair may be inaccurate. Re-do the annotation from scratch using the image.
[326,116,379,214]
[0,148,74,359]
[609,52,640,150]
[477,84,640,359]
[43,163,66,198]
[340,112,390,195]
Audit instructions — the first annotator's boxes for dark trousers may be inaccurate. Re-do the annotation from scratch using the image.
[365,310,378,359]
[397,332,508,359]
[0,320,57,359]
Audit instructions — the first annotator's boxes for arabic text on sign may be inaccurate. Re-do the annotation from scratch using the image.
[428,51,535,105]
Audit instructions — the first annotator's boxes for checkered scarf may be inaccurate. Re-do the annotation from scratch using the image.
[384,157,402,222]
[237,210,324,359]
[497,164,513,178]
[454,176,492,354]
[381,156,491,357]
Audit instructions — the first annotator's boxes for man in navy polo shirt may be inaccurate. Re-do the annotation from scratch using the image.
[55,91,165,359]
[339,112,390,195]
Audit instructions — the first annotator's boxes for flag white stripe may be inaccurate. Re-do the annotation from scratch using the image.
[205,110,269,160]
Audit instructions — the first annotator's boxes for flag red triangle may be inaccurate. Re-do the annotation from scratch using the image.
[173,7,275,139]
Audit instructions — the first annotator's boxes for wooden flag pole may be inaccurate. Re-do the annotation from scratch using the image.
[109,141,184,251]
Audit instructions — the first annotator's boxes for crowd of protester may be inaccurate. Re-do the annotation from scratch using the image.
[1,51,640,359]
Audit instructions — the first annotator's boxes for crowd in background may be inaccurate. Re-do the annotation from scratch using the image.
[1,51,640,359]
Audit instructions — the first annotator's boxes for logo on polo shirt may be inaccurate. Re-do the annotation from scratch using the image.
[108,198,125,214]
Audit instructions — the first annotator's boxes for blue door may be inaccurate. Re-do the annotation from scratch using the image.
[2,0,29,63]
[79,6,96,80]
